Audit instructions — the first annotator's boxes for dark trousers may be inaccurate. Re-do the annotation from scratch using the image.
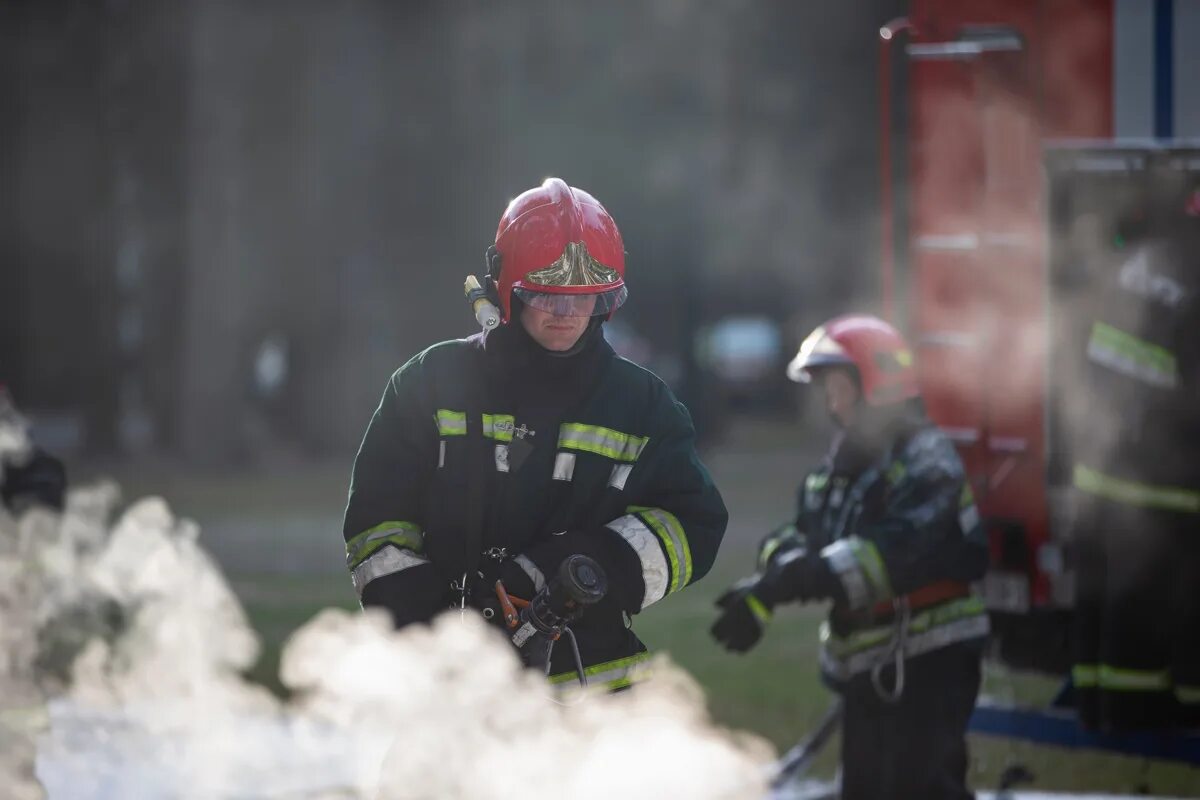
[839,643,982,800]
[1073,497,1184,729]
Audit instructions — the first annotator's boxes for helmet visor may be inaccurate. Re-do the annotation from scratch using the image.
[513,285,628,317]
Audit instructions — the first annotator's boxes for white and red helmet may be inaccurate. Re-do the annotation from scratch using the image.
[787,314,919,406]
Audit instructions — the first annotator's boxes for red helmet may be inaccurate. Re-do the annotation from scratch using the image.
[491,178,627,323]
[786,314,918,406]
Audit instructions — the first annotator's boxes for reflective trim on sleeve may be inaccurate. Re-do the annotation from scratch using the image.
[345,520,423,569]
[438,440,445,468]
[436,409,467,436]
[746,593,773,625]
[494,444,510,473]
[758,524,802,570]
[351,546,430,598]
[548,652,654,691]
[552,452,576,481]
[482,413,515,442]
[608,463,633,490]
[1073,464,1200,513]
[606,514,669,609]
[1087,321,1178,389]
[558,423,649,462]
[821,540,869,608]
[820,536,891,610]
[628,505,693,594]
[513,554,546,593]
[958,504,980,534]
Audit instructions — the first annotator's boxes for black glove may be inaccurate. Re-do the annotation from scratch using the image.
[711,576,775,653]
[711,551,837,654]
[468,555,537,629]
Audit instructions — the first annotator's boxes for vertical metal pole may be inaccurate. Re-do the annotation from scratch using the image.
[878,18,916,324]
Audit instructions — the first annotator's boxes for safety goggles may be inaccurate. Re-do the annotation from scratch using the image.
[513,285,628,317]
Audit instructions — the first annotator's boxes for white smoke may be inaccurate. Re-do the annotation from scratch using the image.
[0,475,772,799]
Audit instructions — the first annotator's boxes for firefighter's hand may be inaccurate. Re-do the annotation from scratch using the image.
[469,557,536,627]
[711,577,773,653]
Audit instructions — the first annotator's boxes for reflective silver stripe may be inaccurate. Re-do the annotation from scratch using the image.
[820,540,870,609]
[552,452,576,481]
[608,463,633,490]
[959,503,980,533]
[494,444,510,473]
[513,554,546,592]
[820,612,991,681]
[1087,323,1178,388]
[557,423,649,462]
[436,409,467,436]
[606,514,669,609]
[438,440,445,468]
[351,547,430,598]
[482,413,515,442]
[632,506,692,592]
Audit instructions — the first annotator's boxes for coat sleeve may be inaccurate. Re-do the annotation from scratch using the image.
[343,356,446,627]
[521,389,729,615]
[816,429,989,610]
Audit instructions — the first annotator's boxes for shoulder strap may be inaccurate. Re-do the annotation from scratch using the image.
[459,341,491,583]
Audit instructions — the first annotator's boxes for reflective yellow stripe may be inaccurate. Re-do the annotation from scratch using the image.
[1088,322,1178,387]
[850,538,892,602]
[1098,665,1171,692]
[1072,663,1099,688]
[806,473,828,493]
[960,483,975,508]
[758,524,800,570]
[627,505,692,593]
[436,409,467,436]
[558,423,649,462]
[821,595,987,659]
[345,520,423,568]
[481,413,515,442]
[547,652,653,690]
[886,461,906,486]
[746,593,772,625]
[1073,465,1200,514]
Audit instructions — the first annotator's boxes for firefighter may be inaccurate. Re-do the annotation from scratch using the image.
[1069,229,1200,730]
[710,314,990,800]
[342,177,727,689]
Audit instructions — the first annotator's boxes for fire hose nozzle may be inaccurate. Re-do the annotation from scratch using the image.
[464,275,501,330]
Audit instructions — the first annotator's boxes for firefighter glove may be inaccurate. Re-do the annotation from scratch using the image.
[469,555,537,628]
[711,576,774,653]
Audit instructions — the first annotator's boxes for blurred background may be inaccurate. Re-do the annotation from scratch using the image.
[1,0,897,464]
[5,1,1198,794]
